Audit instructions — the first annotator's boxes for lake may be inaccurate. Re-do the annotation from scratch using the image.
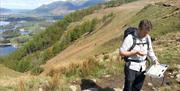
[0,21,10,26]
[0,46,16,56]
[0,21,18,56]
[0,29,5,33]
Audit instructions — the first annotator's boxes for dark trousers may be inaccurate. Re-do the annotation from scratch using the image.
[123,62,146,91]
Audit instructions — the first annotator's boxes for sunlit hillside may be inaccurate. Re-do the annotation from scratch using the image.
[0,0,179,91]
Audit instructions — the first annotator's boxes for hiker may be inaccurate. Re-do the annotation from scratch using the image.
[119,19,160,91]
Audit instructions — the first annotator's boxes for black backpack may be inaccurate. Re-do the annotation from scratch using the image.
[123,27,150,61]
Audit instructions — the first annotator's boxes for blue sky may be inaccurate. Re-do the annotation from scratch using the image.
[0,0,78,9]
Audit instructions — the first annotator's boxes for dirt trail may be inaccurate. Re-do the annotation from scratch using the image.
[42,0,155,75]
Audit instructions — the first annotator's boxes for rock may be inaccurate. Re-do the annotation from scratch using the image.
[39,88,43,91]
[113,88,123,91]
[152,87,156,91]
[92,79,97,82]
[170,75,175,79]
[147,82,153,87]
[82,88,98,91]
[176,64,180,70]
[104,74,111,78]
[70,85,77,91]
[168,72,172,75]
[173,71,178,75]
[176,74,180,82]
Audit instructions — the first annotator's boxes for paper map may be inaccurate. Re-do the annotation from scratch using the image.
[145,64,169,78]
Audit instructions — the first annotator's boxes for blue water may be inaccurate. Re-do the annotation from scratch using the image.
[20,31,30,35]
[0,21,17,56]
[0,29,5,33]
[0,46,16,56]
[0,21,10,26]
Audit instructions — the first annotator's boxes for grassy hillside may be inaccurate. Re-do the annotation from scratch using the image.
[0,5,103,73]
[0,0,136,74]
[20,1,180,90]
[41,1,180,90]
[130,3,180,65]
[0,64,23,78]
[0,0,179,91]
[97,2,180,62]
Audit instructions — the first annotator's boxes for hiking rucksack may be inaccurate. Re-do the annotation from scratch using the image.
[123,27,150,61]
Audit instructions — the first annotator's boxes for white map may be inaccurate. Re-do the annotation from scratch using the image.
[145,64,169,78]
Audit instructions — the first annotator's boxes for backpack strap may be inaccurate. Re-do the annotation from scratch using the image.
[124,36,150,62]
[128,36,136,51]
[145,37,150,63]
[124,36,136,62]
[146,37,150,50]
[128,36,150,51]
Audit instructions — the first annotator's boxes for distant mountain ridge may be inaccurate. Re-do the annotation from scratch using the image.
[0,8,12,13]
[32,0,106,15]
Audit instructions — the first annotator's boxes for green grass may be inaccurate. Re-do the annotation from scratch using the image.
[94,4,180,65]
[0,55,124,90]
[0,86,14,91]
[129,4,180,64]
[0,2,180,91]
[0,64,23,79]
[1,5,103,74]
[93,36,122,55]
[46,3,180,83]
[105,0,138,8]
[81,3,180,90]
[130,4,180,38]
[89,2,180,84]
[154,32,180,64]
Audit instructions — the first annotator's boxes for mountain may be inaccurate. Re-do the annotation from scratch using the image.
[32,0,106,15]
[77,0,105,8]
[1,0,180,90]
[0,8,12,13]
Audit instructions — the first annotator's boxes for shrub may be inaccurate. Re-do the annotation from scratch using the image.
[31,66,44,75]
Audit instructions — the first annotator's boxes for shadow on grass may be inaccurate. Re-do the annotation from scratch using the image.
[80,79,115,91]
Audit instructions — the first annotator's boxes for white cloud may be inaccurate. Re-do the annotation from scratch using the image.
[0,0,82,9]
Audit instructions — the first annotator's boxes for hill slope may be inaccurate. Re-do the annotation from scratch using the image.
[32,0,106,15]
[42,0,153,75]
[0,0,179,90]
